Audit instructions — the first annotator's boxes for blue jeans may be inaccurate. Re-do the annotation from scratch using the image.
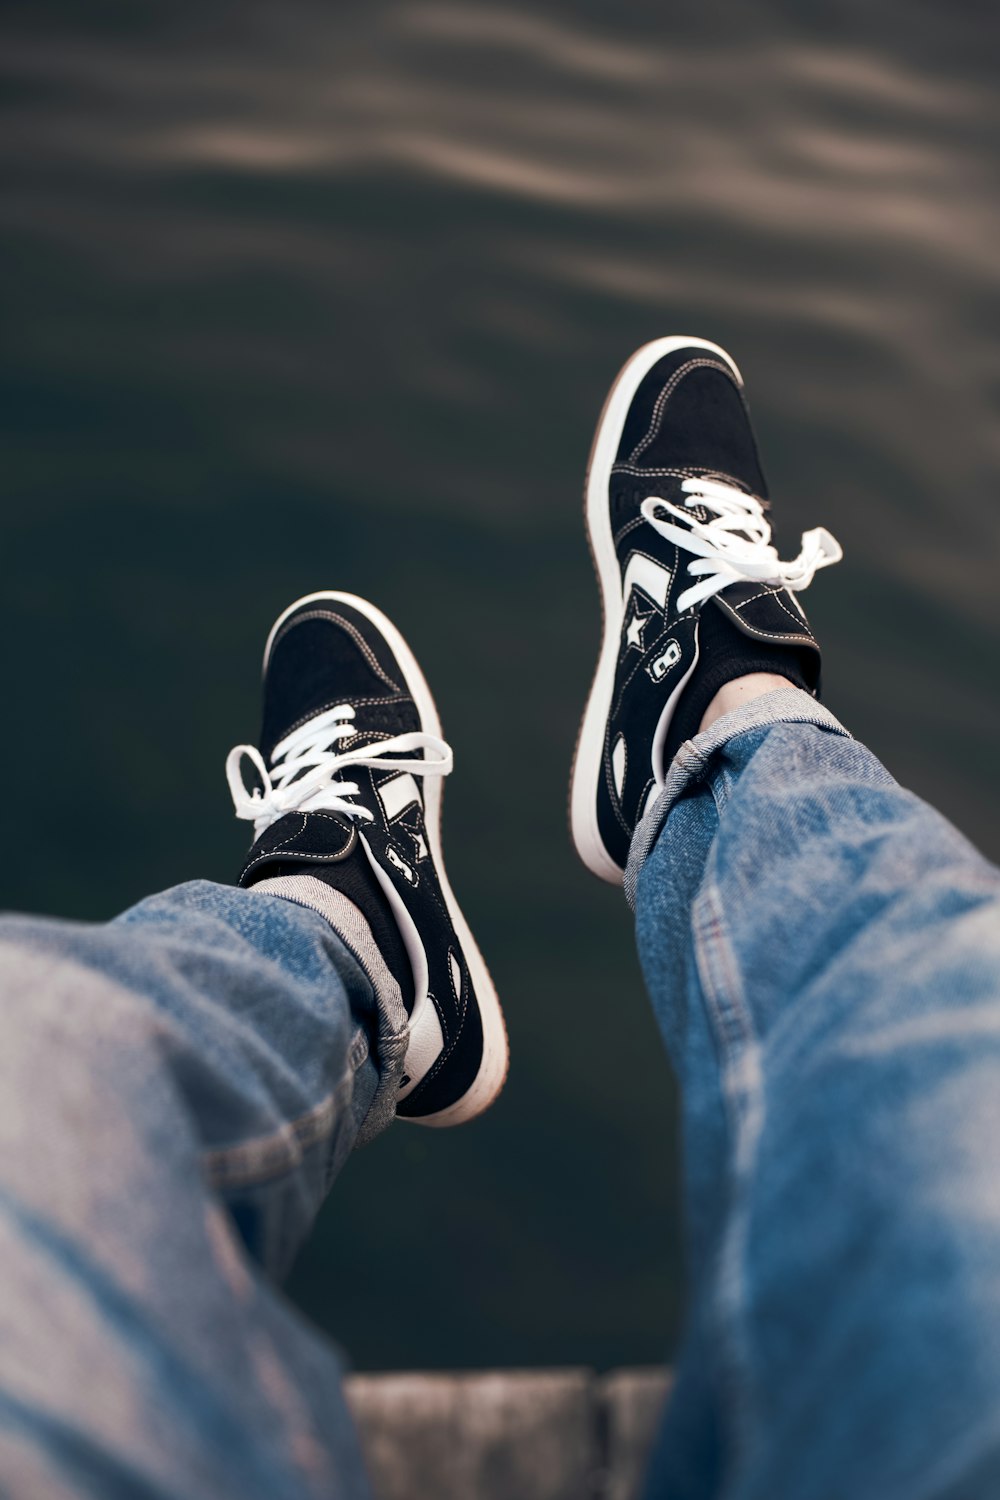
[0,881,395,1499]
[2,688,1000,1498]
[633,689,1000,1500]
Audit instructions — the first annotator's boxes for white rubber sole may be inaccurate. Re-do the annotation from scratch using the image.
[569,336,743,884]
[264,591,509,1127]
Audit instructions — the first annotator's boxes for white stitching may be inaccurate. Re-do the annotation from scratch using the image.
[724,588,815,634]
[732,587,814,633]
[716,596,815,645]
[272,609,401,691]
[272,693,412,746]
[629,358,742,462]
[612,464,753,493]
[241,815,355,875]
[266,814,308,856]
[204,1084,350,1189]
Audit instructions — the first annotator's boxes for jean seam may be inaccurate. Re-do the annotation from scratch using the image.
[691,871,765,1487]
[202,1070,356,1190]
[708,766,734,820]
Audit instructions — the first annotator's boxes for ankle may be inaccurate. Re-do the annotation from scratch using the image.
[699,672,799,734]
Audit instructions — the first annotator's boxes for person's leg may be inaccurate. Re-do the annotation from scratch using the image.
[0,881,385,1500]
[632,687,1000,1499]
[569,336,1000,1498]
[0,590,508,1498]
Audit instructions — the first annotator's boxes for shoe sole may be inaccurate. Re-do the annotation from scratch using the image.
[264,591,509,1127]
[569,336,744,884]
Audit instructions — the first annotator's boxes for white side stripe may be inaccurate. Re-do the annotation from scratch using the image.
[611,735,627,799]
[622,554,671,611]
[378,772,422,822]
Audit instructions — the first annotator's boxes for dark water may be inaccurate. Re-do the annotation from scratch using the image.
[3,0,999,1371]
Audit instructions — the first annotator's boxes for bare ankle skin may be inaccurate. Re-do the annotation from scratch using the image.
[699,672,797,734]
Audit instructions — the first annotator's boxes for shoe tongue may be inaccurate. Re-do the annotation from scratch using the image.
[619,468,756,523]
[262,695,420,765]
[679,473,768,548]
[261,615,401,756]
[329,698,425,759]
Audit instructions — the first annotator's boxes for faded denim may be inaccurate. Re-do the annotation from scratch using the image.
[637,688,1000,1500]
[0,881,392,1499]
[3,687,1000,1499]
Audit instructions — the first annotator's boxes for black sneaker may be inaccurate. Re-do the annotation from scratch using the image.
[227,591,508,1126]
[570,336,842,884]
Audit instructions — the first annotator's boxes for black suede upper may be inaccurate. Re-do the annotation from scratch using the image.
[596,607,700,870]
[260,601,409,761]
[616,349,768,494]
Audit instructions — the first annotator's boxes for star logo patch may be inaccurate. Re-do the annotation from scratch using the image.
[623,599,655,652]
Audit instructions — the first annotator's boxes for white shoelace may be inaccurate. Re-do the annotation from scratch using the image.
[226,704,452,841]
[640,476,842,613]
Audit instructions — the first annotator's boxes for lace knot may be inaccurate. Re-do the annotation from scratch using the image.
[640,476,842,612]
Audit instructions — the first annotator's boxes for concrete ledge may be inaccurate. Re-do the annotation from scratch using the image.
[345,1366,670,1500]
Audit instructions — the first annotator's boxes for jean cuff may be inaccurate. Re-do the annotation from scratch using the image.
[252,875,410,1146]
[623,686,852,909]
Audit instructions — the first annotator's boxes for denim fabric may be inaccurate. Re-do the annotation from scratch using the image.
[5,695,1000,1500]
[635,690,1000,1500]
[0,880,396,1500]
